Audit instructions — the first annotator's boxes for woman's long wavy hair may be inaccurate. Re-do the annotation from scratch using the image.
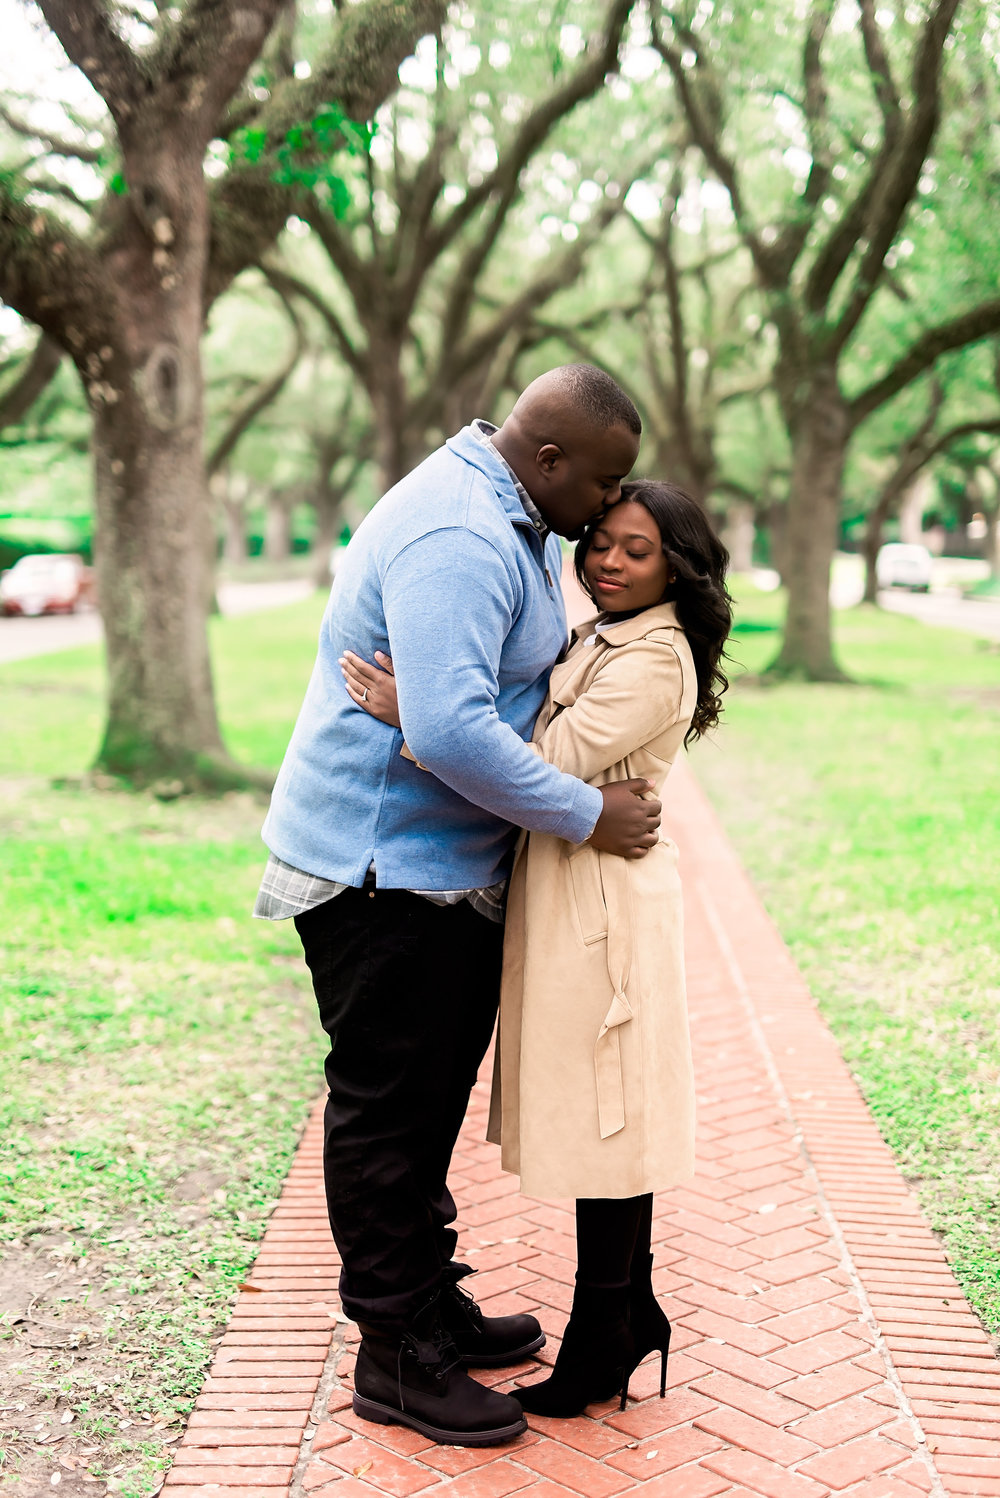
[574,480,734,744]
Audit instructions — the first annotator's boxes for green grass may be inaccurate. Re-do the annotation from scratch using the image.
[0,596,329,1497]
[697,587,1000,1336]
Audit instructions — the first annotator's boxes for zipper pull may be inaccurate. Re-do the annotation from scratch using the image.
[545,567,553,587]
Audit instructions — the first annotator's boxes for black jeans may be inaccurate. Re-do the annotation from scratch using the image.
[295,882,503,1332]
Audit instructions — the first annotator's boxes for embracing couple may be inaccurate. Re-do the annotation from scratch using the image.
[254,365,732,1446]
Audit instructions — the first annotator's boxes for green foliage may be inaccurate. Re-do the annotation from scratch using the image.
[230,103,375,218]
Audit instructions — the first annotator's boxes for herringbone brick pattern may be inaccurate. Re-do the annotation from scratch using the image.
[166,762,1000,1498]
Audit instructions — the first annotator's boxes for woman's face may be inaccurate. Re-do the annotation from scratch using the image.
[583,500,671,612]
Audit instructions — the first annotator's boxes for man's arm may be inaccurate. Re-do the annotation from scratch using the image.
[382,527,603,842]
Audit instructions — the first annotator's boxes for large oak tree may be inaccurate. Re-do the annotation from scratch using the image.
[652,0,1000,677]
[0,0,442,786]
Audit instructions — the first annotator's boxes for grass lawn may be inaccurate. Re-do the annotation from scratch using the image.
[0,595,329,1498]
[695,587,1000,1340]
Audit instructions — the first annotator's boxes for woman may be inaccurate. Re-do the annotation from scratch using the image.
[341,480,732,1417]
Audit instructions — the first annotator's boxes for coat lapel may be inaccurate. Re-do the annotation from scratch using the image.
[548,602,683,711]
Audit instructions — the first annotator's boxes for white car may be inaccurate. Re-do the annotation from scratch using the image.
[0,553,95,616]
[876,543,933,592]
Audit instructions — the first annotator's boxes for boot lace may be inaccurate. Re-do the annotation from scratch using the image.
[397,1300,461,1409]
[442,1263,483,1331]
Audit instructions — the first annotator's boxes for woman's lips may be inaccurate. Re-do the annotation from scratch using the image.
[594,577,626,590]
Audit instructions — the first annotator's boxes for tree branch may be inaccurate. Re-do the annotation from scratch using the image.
[152,0,285,138]
[857,0,903,142]
[34,0,147,128]
[0,332,63,430]
[422,0,634,270]
[0,100,105,163]
[207,288,306,475]
[650,9,779,285]
[436,183,637,393]
[206,0,446,305]
[848,298,1000,426]
[830,0,961,350]
[0,184,111,356]
[260,263,365,377]
[765,0,836,281]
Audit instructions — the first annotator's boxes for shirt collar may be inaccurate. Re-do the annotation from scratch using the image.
[471,419,548,539]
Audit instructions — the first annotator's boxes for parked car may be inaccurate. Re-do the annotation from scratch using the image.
[0,553,96,616]
[876,542,933,592]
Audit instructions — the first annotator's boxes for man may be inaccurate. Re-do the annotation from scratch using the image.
[255,365,661,1446]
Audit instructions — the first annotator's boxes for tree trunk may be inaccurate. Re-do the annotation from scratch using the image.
[92,140,264,790]
[310,483,342,589]
[369,335,417,492]
[720,498,755,573]
[767,501,790,583]
[223,497,249,564]
[264,492,293,561]
[93,367,224,783]
[769,378,850,680]
[984,503,1000,580]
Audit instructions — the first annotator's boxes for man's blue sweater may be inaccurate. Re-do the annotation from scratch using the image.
[262,426,604,890]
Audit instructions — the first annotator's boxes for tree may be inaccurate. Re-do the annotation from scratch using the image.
[0,0,443,787]
[264,0,652,493]
[857,364,1000,601]
[651,0,1000,678]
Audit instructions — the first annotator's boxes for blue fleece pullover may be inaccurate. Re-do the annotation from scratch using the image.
[262,425,604,889]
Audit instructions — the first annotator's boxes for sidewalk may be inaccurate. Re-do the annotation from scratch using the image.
[164,761,1000,1498]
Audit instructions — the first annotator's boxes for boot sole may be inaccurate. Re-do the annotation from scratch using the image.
[352,1393,527,1446]
[459,1332,546,1368]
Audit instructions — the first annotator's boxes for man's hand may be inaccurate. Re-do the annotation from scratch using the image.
[589,779,661,859]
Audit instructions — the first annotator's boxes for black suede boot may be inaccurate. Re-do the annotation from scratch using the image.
[352,1294,527,1446]
[440,1264,545,1367]
[514,1282,634,1418]
[628,1252,671,1398]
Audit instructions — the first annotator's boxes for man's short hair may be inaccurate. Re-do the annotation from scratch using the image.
[556,364,642,436]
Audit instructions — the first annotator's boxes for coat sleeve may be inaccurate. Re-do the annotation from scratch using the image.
[533,636,687,783]
[382,527,603,842]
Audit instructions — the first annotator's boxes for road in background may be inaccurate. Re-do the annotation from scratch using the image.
[751,553,1000,644]
[878,586,1000,642]
[0,578,315,665]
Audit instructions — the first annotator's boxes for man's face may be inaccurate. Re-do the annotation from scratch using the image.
[529,423,640,539]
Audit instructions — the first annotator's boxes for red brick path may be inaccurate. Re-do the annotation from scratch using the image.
[166,763,1000,1498]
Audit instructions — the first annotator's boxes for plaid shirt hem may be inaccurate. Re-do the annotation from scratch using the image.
[254,854,506,924]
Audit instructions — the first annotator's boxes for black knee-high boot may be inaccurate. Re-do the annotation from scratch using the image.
[627,1194,671,1398]
[515,1197,644,1418]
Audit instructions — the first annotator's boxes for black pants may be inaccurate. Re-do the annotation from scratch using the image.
[295,882,503,1331]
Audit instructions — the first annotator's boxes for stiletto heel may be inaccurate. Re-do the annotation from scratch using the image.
[628,1253,672,1398]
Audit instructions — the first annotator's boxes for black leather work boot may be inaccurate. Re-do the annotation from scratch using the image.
[440,1263,545,1367]
[352,1293,527,1447]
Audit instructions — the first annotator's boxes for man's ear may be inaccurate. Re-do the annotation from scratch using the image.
[536,443,564,474]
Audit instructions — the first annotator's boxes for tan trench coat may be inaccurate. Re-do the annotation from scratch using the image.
[486,600,698,1200]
